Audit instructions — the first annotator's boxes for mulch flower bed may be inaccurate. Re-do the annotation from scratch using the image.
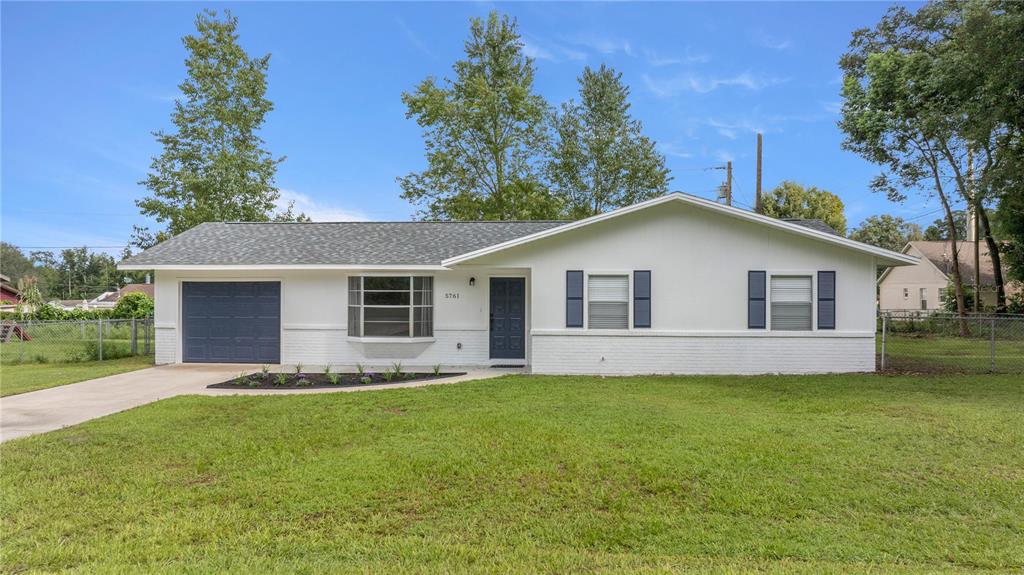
[208,370,466,390]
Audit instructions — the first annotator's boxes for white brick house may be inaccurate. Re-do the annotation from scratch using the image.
[119,193,917,374]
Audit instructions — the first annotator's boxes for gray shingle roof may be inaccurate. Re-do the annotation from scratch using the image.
[120,221,568,267]
[782,218,840,236]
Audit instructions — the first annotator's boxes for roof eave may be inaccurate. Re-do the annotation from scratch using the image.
[117,263,451,271]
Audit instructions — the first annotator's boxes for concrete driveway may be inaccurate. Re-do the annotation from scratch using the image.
[1,364,508,442]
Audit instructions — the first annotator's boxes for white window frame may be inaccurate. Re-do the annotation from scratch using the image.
[767,272,815,332]
[585,271,631,330]
[348,275,433,338]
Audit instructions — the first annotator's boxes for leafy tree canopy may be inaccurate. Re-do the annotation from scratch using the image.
[134,10,303,249]
[398,12,553,220]
[850,214,922,252]
[547,65,670,219]
[923,210,968,241]
[760,181,848,236]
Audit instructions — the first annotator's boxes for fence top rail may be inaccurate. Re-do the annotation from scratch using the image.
[881,311,1024,321]
[0,317,154,325]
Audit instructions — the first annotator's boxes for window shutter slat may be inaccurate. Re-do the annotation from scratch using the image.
[748,271,766,329]
[818,271,836,330]
[770,276,812,331]
[566,270,583,328]
[633,270,651,328]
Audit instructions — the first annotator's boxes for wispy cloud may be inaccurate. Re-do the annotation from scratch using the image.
[752,29,794,51]
[121,84,177,104]
[275,189,367,222]
[821,100,843,115]
[642,71,788,97]
[643,47,711,67]
[715,149,736,163]
[658,142,693,159]
[396,17,436,60]
[522,37,586,62]
[705,117,766,140]
[567,33,635,57]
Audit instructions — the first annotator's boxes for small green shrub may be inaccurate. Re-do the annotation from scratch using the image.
[234,373,249,386]
[355,363,365,375]
[296,376,311,387]
[360,376,372,385]
[261,365,270,377]
[323,364,332,375]
[274,373,288,387]
[111,292,154,319]
[328,373,340,385]
[433,363,442,376]
[383,371,394,382]
[391,362,403,377]
[294,363,303,374]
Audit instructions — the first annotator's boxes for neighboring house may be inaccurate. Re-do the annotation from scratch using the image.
[118,193,917,375]
[89,283,155,309]
[0,274,20,304]
[49,299,91,311]
[878,241,1019,311]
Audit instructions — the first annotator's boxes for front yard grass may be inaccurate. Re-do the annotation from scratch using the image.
[2,374,1022,573]
[0,355,153,397]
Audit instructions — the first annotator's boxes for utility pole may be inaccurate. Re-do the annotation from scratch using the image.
[755,133,763,214]
[716,161,733,206]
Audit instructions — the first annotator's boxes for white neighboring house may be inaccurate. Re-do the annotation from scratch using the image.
[47,284,155,311]
[118,193,917,375]
[878,241,1019,312]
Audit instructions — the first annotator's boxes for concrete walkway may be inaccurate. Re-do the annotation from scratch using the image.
[1,364,511,443]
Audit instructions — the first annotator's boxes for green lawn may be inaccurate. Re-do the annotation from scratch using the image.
[0,355,153,397]
[879,333,1024,373]
[2,374,1022,573]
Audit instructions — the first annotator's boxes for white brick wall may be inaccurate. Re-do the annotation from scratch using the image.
[530,331,875,375]
[154,327,177,365]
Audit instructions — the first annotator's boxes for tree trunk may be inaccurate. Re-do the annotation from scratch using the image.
[930,166,970,336]
[977,203,1007,313]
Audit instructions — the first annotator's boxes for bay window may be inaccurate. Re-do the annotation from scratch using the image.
[347,276,433,337]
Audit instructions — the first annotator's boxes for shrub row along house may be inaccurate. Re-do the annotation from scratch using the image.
[118,193,916,374]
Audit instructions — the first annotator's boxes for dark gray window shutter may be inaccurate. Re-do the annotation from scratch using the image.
[818,271,836,329]
[566,270,583,327]
[633,270,651,328]
[748,271,766,329]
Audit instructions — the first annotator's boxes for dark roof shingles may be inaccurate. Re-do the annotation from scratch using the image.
[120,221,567,266]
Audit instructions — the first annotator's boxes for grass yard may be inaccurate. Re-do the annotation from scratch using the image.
[2,374,1022,573]
[878,333,1024,373]
[0,355,153,397]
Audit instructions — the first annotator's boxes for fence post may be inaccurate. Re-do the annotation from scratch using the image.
[990,318,996,373]
[145,318,151,355]
[97,318,103,361]
[880,313,887,371]
[131,318,138,355]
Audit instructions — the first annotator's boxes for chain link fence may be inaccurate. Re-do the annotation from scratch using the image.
[0,318,154,365]
[878,311,1024,374]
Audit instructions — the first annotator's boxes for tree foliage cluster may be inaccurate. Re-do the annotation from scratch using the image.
[839,0,1023,319]
[0,243,138,301]
[399,12,670,221]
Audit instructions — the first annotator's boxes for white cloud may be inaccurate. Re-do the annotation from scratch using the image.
[642,71,788,97]
[396,17,436,59]
[752,30,794,51]
[715,149,736,163]
[658,142,693,159]
[821,100,843,114]
[522,40,555,61]
[522,38,586,62]
[274,189,367,222]
[643,47,711,67]
[567,33,634,57]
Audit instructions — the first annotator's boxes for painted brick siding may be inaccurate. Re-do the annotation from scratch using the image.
[154,327,177,365]
[530,333,875,375]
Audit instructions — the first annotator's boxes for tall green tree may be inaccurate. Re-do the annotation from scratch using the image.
[134,10,300,248]
[399,11,554,220]
[760,181,848,236]
[850,214,922,252]
[923,211,968,241]
[0,242,45,293]
[547,65,671,219]
[28,248,121,300]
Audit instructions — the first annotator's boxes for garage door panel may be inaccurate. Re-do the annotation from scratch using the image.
[182,282,280,363]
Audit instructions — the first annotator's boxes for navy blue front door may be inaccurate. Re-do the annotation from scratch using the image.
[489,277,525,359]
[182,282,281,363]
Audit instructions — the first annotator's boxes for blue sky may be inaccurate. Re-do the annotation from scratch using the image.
[2,1,949,257]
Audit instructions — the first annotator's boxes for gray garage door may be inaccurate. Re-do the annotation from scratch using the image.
[182,282,280,363]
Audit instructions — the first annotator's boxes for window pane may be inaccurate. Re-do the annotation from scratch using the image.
[414,276,433,291]
[363,291,410,305]
[364,276,410,291]
[589,302,628,329]
[364,322,410,337]
[347,306,361,337]
[414,306,433,337]
[364,307,410,322]
[588,275,628,329]
[348,276,361,305]
[770,276,812,331]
